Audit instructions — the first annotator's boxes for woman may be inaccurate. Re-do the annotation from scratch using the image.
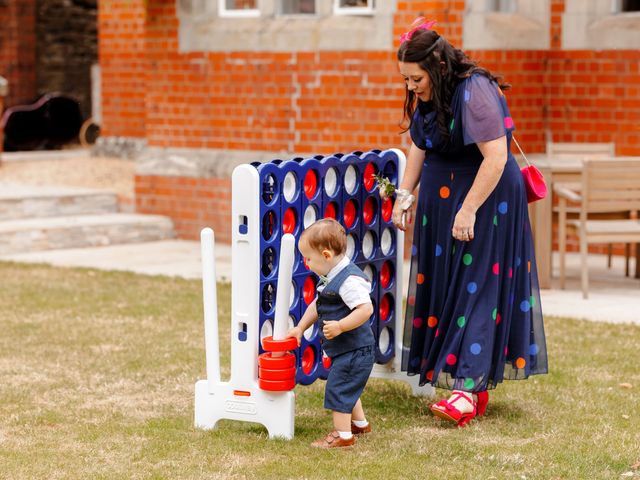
[391,18,548,427]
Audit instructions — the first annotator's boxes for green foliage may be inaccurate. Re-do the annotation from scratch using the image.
[374,172,396,197]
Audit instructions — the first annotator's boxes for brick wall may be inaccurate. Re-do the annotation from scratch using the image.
[0,89,4,156]
[97,0,147,138]
[135,174,233,243]
[101,0,639,248]
[0,0,37,108]
[546,51,640,155]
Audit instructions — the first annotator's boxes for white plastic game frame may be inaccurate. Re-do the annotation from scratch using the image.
[194,148,432,441]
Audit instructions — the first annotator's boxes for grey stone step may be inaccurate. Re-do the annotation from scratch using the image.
[0,183,118,220]
[0,213,175,255]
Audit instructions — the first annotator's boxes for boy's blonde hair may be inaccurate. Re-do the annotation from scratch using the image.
[300,218,347,255]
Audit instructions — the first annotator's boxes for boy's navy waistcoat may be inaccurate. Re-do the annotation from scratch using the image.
[316,263,374,358]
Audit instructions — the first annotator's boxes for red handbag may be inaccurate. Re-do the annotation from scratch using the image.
[513,136,547,203]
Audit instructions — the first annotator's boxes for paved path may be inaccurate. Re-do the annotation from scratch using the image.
[2,242,638,325]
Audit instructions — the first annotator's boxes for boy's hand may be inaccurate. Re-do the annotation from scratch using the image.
[287,326,303,346]
[322,321,343,340]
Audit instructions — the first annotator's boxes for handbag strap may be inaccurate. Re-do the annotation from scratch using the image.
[512,135,531,167]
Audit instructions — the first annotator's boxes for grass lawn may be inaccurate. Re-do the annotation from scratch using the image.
[1,262,639,480]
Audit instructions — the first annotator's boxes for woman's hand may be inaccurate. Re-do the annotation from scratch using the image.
[391,189,415,231]
[452,204,476,241]
[392,199,412,231]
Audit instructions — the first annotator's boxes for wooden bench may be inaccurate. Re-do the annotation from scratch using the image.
[556,158,640,298]
[546,142,615,158]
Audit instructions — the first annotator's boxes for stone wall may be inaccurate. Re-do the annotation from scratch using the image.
[36,0,98,119]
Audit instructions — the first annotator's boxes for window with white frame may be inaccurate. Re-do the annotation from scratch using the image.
[280,0,316,15]
[180,0,395,52]
[613,0,640,12]
[563,0,640,49]
[488,0,517,12]
[219,0,259,17]
[463,0,549,50]
[334,0,375,15]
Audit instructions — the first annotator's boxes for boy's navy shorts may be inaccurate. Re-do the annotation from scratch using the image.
[324,345,375,413]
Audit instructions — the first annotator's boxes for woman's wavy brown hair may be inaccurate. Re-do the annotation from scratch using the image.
[397,26,510,142]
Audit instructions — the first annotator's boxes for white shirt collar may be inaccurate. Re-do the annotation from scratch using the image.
[325,255,350,283]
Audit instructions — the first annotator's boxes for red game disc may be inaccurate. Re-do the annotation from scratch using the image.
[258,352,296,369]
[380,261,393,289]
[363,196,376,225]
[380,293,392,321]
[258,366,297,381]
[261,336,299,352]
[303,276,316,305]
[364,162,377,191]
[259,377,296,391]
[324,201,337,219]
[283,207,296,234]
[302,346,316,375]
[344,199,356,228]
[322,356,332,369]
[304,169,318,200]
[381,197,393,222]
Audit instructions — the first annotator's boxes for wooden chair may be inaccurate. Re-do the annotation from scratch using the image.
[546,142,621,268]
[556,158,640,299]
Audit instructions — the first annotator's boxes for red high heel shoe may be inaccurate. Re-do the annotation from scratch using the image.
[430,390,477,427]
[476,390,489,416]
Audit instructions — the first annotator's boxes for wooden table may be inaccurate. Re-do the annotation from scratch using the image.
[526,154,640,288]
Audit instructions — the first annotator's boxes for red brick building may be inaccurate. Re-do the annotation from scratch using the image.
[4,1,640,244]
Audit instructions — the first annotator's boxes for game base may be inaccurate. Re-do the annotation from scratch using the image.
[371,363,435,397]
[194,380,295,440]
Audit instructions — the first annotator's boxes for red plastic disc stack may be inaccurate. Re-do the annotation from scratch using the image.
[258,336,298,391]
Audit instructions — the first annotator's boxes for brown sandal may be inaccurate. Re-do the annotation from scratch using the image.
[310,430,355,448]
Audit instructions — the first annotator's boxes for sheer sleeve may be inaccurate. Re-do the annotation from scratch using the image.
[409,108,427,150]
[460,74,514,146]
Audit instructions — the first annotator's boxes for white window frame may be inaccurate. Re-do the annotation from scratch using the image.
[611,0,640,13]
[333,0,375,16]
[489,0,517,12]
[218,0,260,18]
[278,0,318,16]
[463,0,550,50]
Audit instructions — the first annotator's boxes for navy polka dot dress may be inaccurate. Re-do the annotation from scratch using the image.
[401,74,548,392]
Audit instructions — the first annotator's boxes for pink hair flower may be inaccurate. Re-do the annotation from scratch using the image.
[399,17,437,43]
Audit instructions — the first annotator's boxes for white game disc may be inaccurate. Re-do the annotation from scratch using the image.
[363,231,375,259]
[344,165,357,194]
[363,264,374,282]
[379,326,391,353]
[303,204,317,228]
[325,167,338,196]
[260,319,273,342]
[381,228,393,256]
[346,234,356,260]
[283,171,297,202]
[304,323,315,341]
